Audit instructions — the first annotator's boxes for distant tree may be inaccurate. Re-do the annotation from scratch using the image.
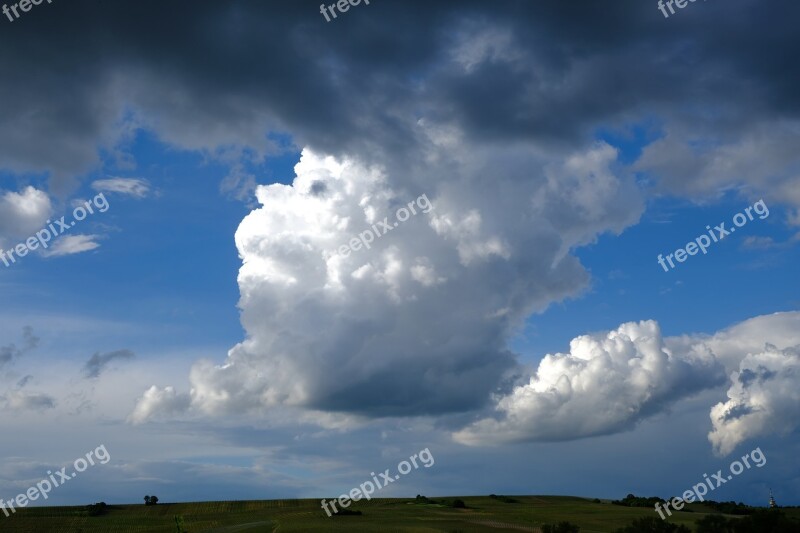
[452,499,466,508]
[144,495,151,505]
[695,509,800,533]
[489,494,519,503]
[85,502,108,516]
[614,517,690,533]
[542,522,580,533]
[612,494,666,508]
[703,500,753,515]
[144,495,159,506]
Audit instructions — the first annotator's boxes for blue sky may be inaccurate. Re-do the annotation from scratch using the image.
[0,0,799,511]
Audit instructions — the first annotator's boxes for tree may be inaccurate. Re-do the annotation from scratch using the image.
[144,495,151,505]
[144,495,159,506]
[85,502,107,516]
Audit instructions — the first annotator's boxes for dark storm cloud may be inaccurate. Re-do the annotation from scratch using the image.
[1,0,798,184]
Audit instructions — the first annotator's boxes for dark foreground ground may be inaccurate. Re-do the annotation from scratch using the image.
[1,495,798,532]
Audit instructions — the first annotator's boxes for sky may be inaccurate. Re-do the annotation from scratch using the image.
[0,0,799,508]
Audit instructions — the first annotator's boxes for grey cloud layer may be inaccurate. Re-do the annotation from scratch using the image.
[1,0,799,192]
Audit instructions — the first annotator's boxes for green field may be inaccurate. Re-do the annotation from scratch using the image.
[2,496,798,532]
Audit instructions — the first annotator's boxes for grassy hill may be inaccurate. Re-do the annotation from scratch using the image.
[1,495,798,532]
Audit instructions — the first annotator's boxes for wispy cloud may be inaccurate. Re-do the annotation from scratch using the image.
[740,233,800,251]
[1,390,56,411]
[91,177,150,198]
[42,234,102,257]
[0,326,39,368]
[84,349,135,378]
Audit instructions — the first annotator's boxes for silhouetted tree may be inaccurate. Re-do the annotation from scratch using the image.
[85,502,107,516]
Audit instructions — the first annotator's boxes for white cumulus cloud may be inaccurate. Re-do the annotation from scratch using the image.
[454,320,726,445]
[455,312,800,451]
[131,138,645,423]
[708,343,800,456]
[129,386,191,425]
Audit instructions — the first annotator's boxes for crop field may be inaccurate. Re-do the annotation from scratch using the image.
[3,495,797,532]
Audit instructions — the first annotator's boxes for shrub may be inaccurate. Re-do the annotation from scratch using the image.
[332,508,362,516]
[695,514,732,533]
[489,494,519,503]
[735,509,799,533]
[614,517,690,533]
[542,521,580,533]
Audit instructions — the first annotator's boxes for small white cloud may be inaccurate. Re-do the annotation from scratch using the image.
[129,385,191,424]
[410,257,446,287]
[741,234,800,251]
[741,235,780,250]
[42,234,102,257]
[91,177,150,198]
[0,186,52,247]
